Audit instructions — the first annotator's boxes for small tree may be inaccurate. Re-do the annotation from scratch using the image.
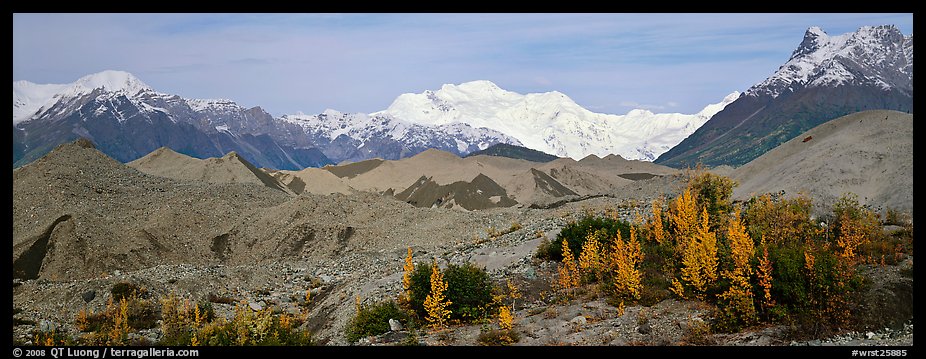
[578,232,604,281]
[675,208,718,300]
[650,199,666,245]
[423,260,451,329]
[608,228,643,315]
[755,237,775,314]
[688,171,736,231]
[402,247,415,303]
[557,239,580,298]
[498,306,513,331]
[717,210,756,328]
[670,188,699,252]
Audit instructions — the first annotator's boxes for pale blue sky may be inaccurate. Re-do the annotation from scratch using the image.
[13,13,913,116]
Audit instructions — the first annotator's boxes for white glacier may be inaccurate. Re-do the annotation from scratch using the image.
[374,81,739,161]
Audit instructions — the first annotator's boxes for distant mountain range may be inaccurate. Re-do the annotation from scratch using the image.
[375,81,738,161]
[13,25,910,170]
[12,71,518,170]
[12,75,734,170]
[656,25,913,168]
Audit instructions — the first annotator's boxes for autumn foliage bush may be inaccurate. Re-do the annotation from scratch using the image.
[537,168,897,336]
[537,215,632,261]
[407,261,494,323]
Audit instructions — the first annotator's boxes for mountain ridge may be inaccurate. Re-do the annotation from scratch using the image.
[656,25,913,168]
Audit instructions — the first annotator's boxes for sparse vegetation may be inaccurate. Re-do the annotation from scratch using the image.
[161,294,312,346]
[477,326,520,346]
[110,282,146,302]
[537,215,632,261]
[76,293,160,345]
[408,261,494,323]
[533,168,908,339]
[487,222,523,240]
[345,300,410,343]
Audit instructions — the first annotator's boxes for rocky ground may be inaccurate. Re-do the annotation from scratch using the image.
[12,194,914,346]
[12,141,913,347]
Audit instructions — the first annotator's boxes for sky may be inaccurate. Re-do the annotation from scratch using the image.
[13,13,913,117]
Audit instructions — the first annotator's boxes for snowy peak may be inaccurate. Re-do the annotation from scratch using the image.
[377,80,738,161]
[657,24,913,169]
[748,25,912,98]
[12,81,69,125]
[12,70,156,125]
[68,70,152,97]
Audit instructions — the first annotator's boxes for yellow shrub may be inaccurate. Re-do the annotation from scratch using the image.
[718,210,756,325]
[498,305,513,331]
[402,247,415,301]
[756,238,775,310]
[650,199,666,245]
[578,233,603,279]
[677,208,718,300]
[670,188,699,251]
[423,260,452,329]
[837,218,867,263]
[556,239,580,297]
[608,229,643,303]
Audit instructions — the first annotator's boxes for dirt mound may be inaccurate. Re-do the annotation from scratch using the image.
[343,149,537,194]
[13,140,292,280]
[276,167,355,195]
[324,158,384,179]
[129,147,292,193]
[326,148,675,206]
[267,170,307,194]
[577,153,678,175]
[394,174,518,210]
[731,110,912,216]
[540,160,632,196]
[506,168,579,205]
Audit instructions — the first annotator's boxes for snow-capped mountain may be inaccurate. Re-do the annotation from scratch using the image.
[657,25,913,168]
[12,71,520,169]
[281,109,520,158]
[12,71,332,169]
[747,25,912,98]
[374,80,739,161]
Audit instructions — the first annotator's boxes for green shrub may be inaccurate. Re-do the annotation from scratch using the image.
[688,171,736,231]
[537,216,632,261]
[408,262,495,322]
[637,241,676,306]
[760,240,865,338]
[111,282,145,301]
[344,300,409,343]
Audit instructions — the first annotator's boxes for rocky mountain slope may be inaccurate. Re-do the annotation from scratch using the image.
[657,25,913,168]
[730,110,912,216]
